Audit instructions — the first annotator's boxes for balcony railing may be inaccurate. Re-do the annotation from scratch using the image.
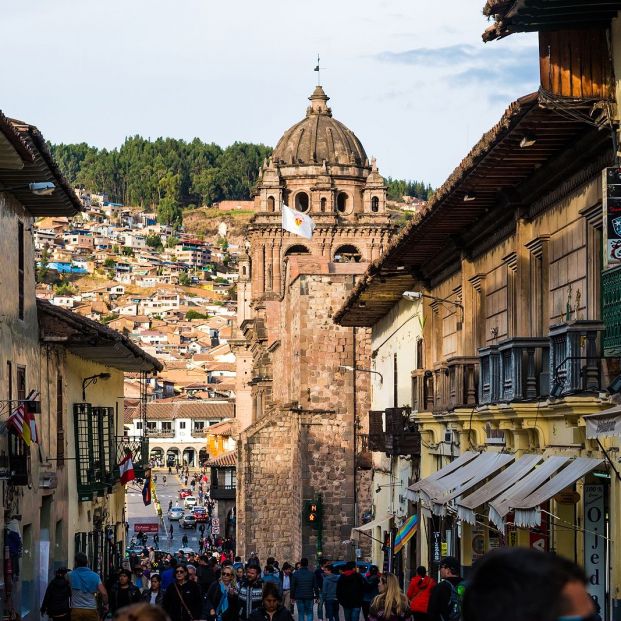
[368,411,385,452]
[430,357,478,414]
[356,433,372,470]
[549,321,604,395]
[210,483,236,500]
[191,429,207,438]
[147,430,174,438]
[368,409,421,455]
[479,338,550,404]
[602,266,621,356]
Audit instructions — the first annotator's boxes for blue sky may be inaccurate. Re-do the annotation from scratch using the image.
[1,0,538,187]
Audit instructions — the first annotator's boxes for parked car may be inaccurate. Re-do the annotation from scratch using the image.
[193,506,208,522]
[179,488,192,499]
[180,514,197,529]
[168,507,184,521]
[184,495,197,509]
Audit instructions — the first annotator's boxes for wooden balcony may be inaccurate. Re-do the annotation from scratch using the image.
[549,321,604,395]
[430,357,479,414]
[210,483,236,500]
[479,338,550,405]
[148,430,174,438]
[367,409,421,456]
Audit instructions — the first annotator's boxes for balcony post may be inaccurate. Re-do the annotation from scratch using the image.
[526,347,537,399]
[585,330,600,390]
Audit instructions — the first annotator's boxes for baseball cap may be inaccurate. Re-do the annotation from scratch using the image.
[440,556,460,574]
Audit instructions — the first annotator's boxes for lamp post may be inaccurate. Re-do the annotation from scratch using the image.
[1,182,56,196]
[339,365,383,384]
[82,373,111,401]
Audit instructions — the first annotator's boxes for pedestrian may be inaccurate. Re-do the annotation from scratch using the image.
[169,524,174,539]
[406,566,436,621]
[337,561,366,621]
[321,564,340,621]
[291,558,318,621]
[68,552,110,621]
[363,566,381,621]
[263,564,280,589]
[153,534,160,549]
[162,565,203,621]
[169,500,173,512]
[142,574,164,606]
[161,557,178,591]
[463,548,595,621]
[237,563,264,620]
[40,567,71,621]
[279,563,293,613]
[368,574,411,621]
[427,557,463,621]
[205,563,240,621]
[110,569,142,613]
[248,582,295,621]
[182,534,189,548]
[236,566,245,583]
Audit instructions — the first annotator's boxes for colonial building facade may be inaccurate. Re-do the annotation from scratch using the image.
[232,85,398,561]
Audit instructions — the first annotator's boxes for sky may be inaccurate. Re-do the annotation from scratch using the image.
[1,0,538,188]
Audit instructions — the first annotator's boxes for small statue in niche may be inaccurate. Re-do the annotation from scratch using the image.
[565,283,573,322]
[575,289,582,320]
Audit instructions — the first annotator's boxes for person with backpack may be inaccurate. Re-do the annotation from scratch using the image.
[40,567,71,621]
[368,573,411,621]
[427,557,464,621]
[407,566,436,621]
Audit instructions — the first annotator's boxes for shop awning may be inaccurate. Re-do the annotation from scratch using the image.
[350,514,393,543]
[584,407,621,439]
[425,452,515,516]
[406,451,480,502]
[511,457,604,528]
[456,454,543,524]
[489,456,574,531]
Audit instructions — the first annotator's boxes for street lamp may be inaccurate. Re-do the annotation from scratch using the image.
[403,290,464,323]
[82,373,111,401]
[1,182,56,196]
[340,365,383,384]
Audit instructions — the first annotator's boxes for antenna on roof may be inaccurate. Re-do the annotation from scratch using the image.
[314,54,322,86]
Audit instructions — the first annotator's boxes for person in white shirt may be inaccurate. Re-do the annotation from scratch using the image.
[141,574,163,606]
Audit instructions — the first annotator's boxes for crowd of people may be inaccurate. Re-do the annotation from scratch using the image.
[40,548,600,621]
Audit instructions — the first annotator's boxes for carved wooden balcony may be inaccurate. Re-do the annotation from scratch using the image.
[479,337,550,405]
[431,357,479,414]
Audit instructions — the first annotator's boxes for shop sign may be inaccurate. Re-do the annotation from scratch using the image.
[432,531,441,563]
[604,167,621,268]
[554,489,581,505]
[134,523,159,534]
[584,485,606,617]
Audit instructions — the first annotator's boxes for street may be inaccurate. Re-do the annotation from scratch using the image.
[127,471,208,554]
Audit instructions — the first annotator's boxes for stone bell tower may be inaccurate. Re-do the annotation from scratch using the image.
[232,84,397,561]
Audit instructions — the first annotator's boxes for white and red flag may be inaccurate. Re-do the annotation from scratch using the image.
[119,450,135,485]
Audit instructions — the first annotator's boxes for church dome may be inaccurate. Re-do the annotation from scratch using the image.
[272,86,368,167]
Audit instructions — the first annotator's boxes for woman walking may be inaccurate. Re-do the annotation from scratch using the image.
[406,567,436,621]
[248,582,295,621]
[162,564,203,621]
[205,563,240,621]
[368,574,412,621]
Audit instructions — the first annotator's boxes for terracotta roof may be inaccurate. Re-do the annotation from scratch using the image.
[334,91,611,327]
[0,115,83,216]
[206,419,237,436]
[482,0,621,41]
[207,450,236,467]
[126,400,234,420]
[38,298,162,372]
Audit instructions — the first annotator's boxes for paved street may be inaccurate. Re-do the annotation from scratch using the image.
[127,471,207,554]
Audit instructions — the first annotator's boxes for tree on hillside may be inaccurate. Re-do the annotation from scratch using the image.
[146,234,163,250]
[157,197,182,227]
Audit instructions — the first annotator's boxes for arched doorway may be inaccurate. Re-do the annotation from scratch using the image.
[150,447,164,465]
[334,244,362,262]
[166,447,180,467]
[183,447,196,467]
[285,244,310,257]
[199,449,209,467]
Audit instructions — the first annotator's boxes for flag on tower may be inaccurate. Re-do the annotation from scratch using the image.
[119,450,136,485]
[282,203,315,240]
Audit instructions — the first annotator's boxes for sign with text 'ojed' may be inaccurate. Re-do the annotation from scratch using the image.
[584,485,606,619]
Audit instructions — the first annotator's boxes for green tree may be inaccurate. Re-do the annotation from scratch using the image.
[178,271,191,286]
[166,235,180,248]
[146,234,163,250]
[185,310,209,320]
[157,197,182,227]
[36,244,51,283]
[103,257,116,268]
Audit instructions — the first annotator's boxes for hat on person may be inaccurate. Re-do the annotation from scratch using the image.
[56,567,68,576]
[440,556,460,574]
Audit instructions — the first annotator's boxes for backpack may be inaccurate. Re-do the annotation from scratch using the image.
[443,580,465,621]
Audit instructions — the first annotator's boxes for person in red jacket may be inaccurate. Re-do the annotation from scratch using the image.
[406,566,436,621]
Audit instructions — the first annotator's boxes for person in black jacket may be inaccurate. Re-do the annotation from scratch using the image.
[237,564,264,620]
[337,561,366,621]
[291,558,318,621]
[205,565,240,621]
[163,564,204,621]
[40,568,71,621]
[427,557,463,621]
[249,582,295,621]
[110,569,142,613]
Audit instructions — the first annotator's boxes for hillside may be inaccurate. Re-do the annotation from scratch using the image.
[183,206,254,240]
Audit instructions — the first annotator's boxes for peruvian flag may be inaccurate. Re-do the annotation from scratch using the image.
[119,450,135,485]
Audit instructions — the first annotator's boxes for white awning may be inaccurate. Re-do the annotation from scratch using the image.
[512,457,604,528]
[350,514,393,543]
[456,454,543,524]
[425,452,515,516]
[405,451,479,502]
[584,406,621,439]
[489,455,570,531]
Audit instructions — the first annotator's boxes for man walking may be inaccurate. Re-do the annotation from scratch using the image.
[280,562,294,612]
[68,552,109,621]
[291,558,318,621]
[428,557,463,621]
[238,563,264,620]
[321,564,340,621]
[336,561,365,621]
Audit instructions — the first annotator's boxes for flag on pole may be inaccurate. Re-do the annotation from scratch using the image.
[282,203,315,240]
[119,450,136,485]
[7,390,39,446]
[393,514,418,555]
[142,469,152,506]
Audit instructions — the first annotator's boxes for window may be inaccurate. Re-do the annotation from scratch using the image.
[295,192,310,213]
[56,375,64,466]
[146,421,156,431]
[337,192,349,214]
[17,366,26,401]
[179,421,186,429]
[18,221,24,320]
[334,245,362,263]
[371,196,380,212]
[7,361,12,401]
[194,421,205,432]
[135,421,143,430]
[267,196,275,212]
[320,197,327,212]
[162,421,172,431]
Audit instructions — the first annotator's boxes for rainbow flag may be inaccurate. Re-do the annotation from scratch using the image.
[393,514,418,555]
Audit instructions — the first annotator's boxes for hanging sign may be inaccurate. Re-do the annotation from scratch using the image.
[584,485,607,618]
[604,167,621,268]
